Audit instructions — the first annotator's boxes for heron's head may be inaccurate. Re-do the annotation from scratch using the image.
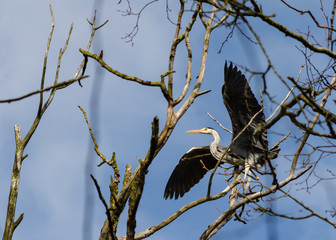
[186,127,214,135]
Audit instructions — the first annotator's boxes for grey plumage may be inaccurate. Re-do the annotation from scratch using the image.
[164,62,280,200]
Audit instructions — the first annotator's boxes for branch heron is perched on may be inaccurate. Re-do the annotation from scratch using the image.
[164,62,280,200]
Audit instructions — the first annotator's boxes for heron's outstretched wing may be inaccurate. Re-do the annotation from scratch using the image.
[222,62,268,156]
[164,146,225,200]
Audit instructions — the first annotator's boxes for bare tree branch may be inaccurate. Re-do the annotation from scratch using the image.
[200,165,312,239]
[2,5,78,239]
[201,0,336,59]
[290,74,336,177]
[118,174,242,240]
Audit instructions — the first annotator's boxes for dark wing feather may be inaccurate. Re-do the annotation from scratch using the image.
[164,146,221,200]
[164,62,280,200]
[222,62,267,156]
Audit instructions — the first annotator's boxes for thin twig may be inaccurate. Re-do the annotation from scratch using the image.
[207,112,232,134]
[266,65,304,122]
[74,10,109,79]
[0,76,88,104]
[90,174,116,240]
[38,4,55,115]
[279,189,336,228]
[78,106,110,165]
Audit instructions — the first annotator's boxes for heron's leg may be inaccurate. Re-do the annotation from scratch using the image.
[243,160,251,193]
[243,163,250,182]
[229,166,240,206]
[244,174,251,193]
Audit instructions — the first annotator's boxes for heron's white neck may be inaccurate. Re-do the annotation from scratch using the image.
[209,130,221,160]
[209,130,246,166]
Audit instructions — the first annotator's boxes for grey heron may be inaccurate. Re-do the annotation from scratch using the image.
[164,62,280,200]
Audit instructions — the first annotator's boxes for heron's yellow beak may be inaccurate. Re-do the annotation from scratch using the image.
[186,129,203,133]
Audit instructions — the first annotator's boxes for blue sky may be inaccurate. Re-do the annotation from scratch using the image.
[1,1,336,240]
